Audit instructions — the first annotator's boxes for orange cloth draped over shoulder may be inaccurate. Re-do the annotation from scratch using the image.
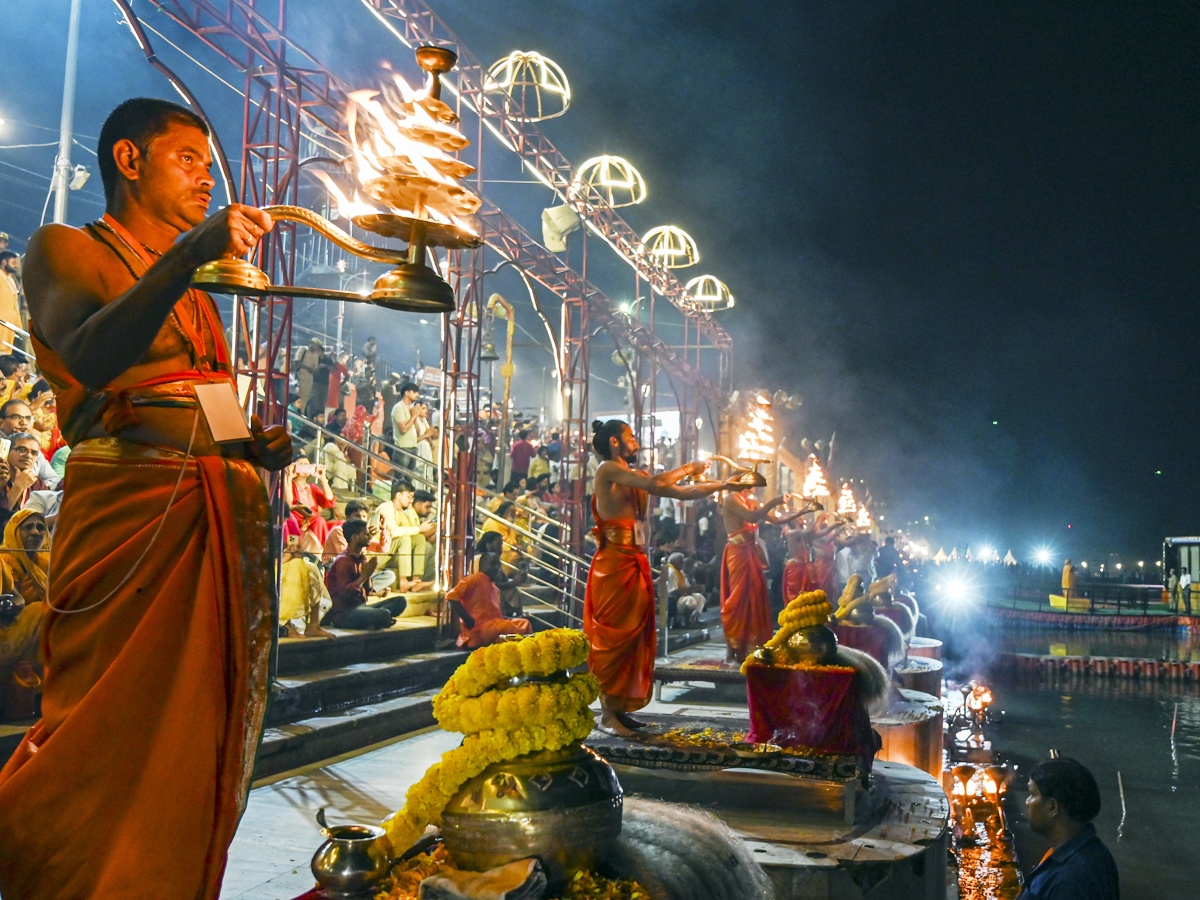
[720,524,773,656]
[0,216,274,900]
[583,492,655,712]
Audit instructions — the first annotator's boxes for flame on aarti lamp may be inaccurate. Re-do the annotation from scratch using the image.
[800,454,831,499]
[836,483,858,516]
[737,391,775,464]
[316,72,479,237]
[856,505,873,530]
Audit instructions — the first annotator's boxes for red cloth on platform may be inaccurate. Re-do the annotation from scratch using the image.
[833,622,892,669]
[745,665,877,770]
[720,526,773,656]
[583,493,655,712]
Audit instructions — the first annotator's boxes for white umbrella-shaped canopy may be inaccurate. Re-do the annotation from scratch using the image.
[933,547,949,563]
[1003,550,1019,566]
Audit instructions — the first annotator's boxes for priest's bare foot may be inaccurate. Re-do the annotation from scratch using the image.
[597,712,637,738]
[616,711,649,730]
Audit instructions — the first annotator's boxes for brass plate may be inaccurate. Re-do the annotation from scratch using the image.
[377,152,475,181]
[352,213,482,250]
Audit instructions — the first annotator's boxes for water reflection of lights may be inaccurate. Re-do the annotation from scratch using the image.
[944,682,1020,896]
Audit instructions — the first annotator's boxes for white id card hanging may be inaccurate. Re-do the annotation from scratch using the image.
[194,382,254,443]
[634,521,647,546]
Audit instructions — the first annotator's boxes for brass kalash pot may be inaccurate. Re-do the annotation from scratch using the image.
[440,742,623,888]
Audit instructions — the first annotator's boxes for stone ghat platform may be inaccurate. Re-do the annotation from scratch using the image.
[612,759,949,900]
[986,605,1200,631]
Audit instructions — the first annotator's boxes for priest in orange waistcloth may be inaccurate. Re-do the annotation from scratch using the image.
[720,486,805,664]
[809,511,853,597]
[0,98,290,900]
[585,419,733,736]
[781,510,845,600]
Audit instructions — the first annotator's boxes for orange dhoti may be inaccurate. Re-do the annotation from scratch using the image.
[0,439,273,900]
[810,556,836,596]
[583,542,656,712]
[720,535,773,657]
[782,558,811,602]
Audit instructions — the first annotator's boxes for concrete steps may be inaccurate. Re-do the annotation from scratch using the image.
[266,651,467,727]
[255,690,441,780]
[0,602,698,774]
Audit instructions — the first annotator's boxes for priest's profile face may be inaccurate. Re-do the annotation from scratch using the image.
[613,425,639,465]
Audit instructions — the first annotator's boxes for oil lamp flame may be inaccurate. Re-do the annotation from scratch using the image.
[801,454,831,499]
[966,684,993,711]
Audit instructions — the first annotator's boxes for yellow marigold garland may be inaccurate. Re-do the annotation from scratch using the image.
[433,628,590,707]
[384,630,598,855]
[764,590,831,649]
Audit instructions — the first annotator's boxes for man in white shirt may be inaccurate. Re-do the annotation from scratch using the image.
[390,381,423,475]
[1181,568,1192,615]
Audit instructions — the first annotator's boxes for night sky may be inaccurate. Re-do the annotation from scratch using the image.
[3,1,1197,561]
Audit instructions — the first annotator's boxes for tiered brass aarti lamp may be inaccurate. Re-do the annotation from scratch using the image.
[193,45,482,313]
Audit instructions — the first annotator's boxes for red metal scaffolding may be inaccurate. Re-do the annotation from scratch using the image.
[140,0,733,567]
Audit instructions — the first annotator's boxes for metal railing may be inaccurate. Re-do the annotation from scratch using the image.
[474,504,586,629]
[981,574,1169,616]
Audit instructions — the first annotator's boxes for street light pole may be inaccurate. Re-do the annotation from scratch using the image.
[52,0,83,224]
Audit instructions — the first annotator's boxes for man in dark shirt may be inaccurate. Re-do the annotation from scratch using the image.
[874,536,902,580]
[1019,757,1119,899]
[323,519,407,630]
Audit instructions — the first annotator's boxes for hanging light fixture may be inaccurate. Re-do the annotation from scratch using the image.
[483,51,572,121]
[571,155,647,208]
[640,225,700,269]
[684,274,734,311]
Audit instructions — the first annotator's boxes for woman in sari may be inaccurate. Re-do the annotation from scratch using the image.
[2,509,49,605]
[0,509,49,714]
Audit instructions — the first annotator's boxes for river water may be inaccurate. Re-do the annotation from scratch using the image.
[950,624,1200,899]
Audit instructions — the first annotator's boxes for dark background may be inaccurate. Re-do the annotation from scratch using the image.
[3,1,1197,562]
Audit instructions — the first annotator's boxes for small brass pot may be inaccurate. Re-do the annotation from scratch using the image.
[310,823,392,899]
[441,743,622,887]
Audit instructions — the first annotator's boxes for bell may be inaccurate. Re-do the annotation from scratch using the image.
[480,338,500,362]
[369,262,456,313]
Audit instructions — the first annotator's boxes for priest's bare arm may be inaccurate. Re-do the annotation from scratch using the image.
[24,205,270,390]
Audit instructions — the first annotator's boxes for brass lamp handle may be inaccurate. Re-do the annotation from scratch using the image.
[262,205,408,265]
[708,454,754,476]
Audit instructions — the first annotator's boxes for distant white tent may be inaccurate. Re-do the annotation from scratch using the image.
[1003,550,1019,566]
[933,547,949,564]
[950,547,959,560]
